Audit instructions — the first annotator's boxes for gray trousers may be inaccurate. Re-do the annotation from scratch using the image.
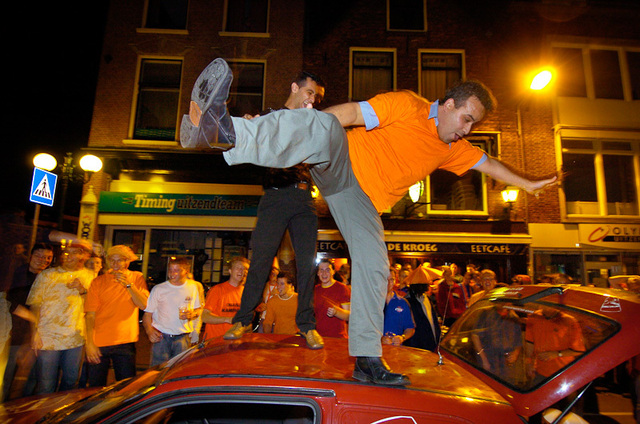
[224,109,388,357]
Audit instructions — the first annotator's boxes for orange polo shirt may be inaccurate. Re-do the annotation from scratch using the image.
[347,90,485,212]
[85,271,149,347]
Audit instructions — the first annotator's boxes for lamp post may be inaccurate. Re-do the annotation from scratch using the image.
[515,68,554,225]
[56,152,103,230]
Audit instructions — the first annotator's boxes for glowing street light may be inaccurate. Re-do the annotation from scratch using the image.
[33,153,58,171]
[530,69,553,90]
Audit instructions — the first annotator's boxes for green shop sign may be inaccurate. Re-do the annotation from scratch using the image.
[99,192,261,216]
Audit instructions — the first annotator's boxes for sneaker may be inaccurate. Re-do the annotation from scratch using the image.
[299,329,324,350]
[223,322,253,340]
[180,58,236,150]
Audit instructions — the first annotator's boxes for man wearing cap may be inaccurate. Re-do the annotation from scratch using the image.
[26,239,95,394]
[84,245,149,387]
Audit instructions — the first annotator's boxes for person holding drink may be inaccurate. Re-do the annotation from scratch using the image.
[84,245,149,386]
[143,257,203,366]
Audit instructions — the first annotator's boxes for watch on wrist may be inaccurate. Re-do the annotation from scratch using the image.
[125,284,132,289]
[558,351,563,357]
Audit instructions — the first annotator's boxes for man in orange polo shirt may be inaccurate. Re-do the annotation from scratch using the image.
[201,256,249,340]
[84,245,149,387]
[181,58,557,386]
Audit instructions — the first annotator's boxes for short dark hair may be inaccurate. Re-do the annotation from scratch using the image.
[277,271,296,288]
[31,243,54,256]
[169,257,191,271]
[293,71,325,103]
[441,79,497,114]
[318,258,335,270]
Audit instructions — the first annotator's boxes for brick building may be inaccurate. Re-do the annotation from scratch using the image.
[85,0,640,286]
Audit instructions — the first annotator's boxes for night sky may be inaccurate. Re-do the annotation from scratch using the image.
[3,2,110,223]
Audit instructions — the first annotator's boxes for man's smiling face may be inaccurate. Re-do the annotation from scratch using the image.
[436,95,485,144]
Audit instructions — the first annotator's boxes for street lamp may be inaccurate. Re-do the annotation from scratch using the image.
[517,68,554,139]
[501,186,520,219]
[31,151,103,238]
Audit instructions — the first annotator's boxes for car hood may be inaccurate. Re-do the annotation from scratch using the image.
[0,388,101,423]
[440,285,640,417]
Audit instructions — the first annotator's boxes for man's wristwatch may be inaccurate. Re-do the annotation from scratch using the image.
[125,284,131,289]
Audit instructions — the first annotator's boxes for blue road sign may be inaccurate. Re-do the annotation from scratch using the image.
[30,167,58,207]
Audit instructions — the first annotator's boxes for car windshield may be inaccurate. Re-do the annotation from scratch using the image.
[37,369,162,423]
[441,287,619,392]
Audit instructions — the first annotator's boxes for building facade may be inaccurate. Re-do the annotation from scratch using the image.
[85,0,640,286]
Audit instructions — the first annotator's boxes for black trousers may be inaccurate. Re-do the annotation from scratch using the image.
[232,185,318,332]
[86,342,136,387]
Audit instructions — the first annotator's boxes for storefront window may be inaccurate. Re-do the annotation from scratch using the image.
[146,230,250,289]
[533,252,583,284]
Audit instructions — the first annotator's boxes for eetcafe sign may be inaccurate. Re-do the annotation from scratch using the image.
[316,240,527,256]
[385,241,527,255]
[98,192,260,216]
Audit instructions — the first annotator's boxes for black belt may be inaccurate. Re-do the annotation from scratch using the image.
[269,181,311,191]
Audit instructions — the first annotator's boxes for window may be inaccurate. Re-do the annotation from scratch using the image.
[626,51,640,100]
[350,49,395,102]
[419,50,464,102]
[142,0,188,30]
[227,61,265,117]
[388,0,426,31]
[425,134,496,216]
[395,134,494,218]
[552,44,640,101]
[552,47,587,97]
[442,292,618,391]
[561,139,639,217]
[590,49,623,99]
[132,59,182,141]
[223,0,269,34]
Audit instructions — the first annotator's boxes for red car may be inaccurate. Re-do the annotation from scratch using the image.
[2,285,638,423]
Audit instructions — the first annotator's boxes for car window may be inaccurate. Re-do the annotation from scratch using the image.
[125,399,319,423]
[441,296,619,392]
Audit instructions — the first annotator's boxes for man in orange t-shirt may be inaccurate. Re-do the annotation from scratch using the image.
[85,245,149,387]
[185,58,558,386]
[525,306,585,384]
[202,257,249,340]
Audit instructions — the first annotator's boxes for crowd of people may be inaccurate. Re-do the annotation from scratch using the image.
[0,237,639,417]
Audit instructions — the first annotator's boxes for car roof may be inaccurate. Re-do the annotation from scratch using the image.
[162,333,508,404]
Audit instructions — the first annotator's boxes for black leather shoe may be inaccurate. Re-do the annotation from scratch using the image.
[352,356,410,386]
[180,58,236,150]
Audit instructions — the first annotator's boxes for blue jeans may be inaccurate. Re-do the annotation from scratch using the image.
[150,333,190,367]
[87,342,137,387]
[36,346,83,394]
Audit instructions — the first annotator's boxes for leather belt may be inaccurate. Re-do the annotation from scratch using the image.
[162,332,189,339]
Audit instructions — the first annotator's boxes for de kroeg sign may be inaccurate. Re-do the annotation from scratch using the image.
[317,240,527,256]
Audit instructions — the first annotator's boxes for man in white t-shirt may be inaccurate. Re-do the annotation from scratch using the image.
[143,257,203,366]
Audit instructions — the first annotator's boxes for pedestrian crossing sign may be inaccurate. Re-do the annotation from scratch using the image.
[30,167,58,207]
